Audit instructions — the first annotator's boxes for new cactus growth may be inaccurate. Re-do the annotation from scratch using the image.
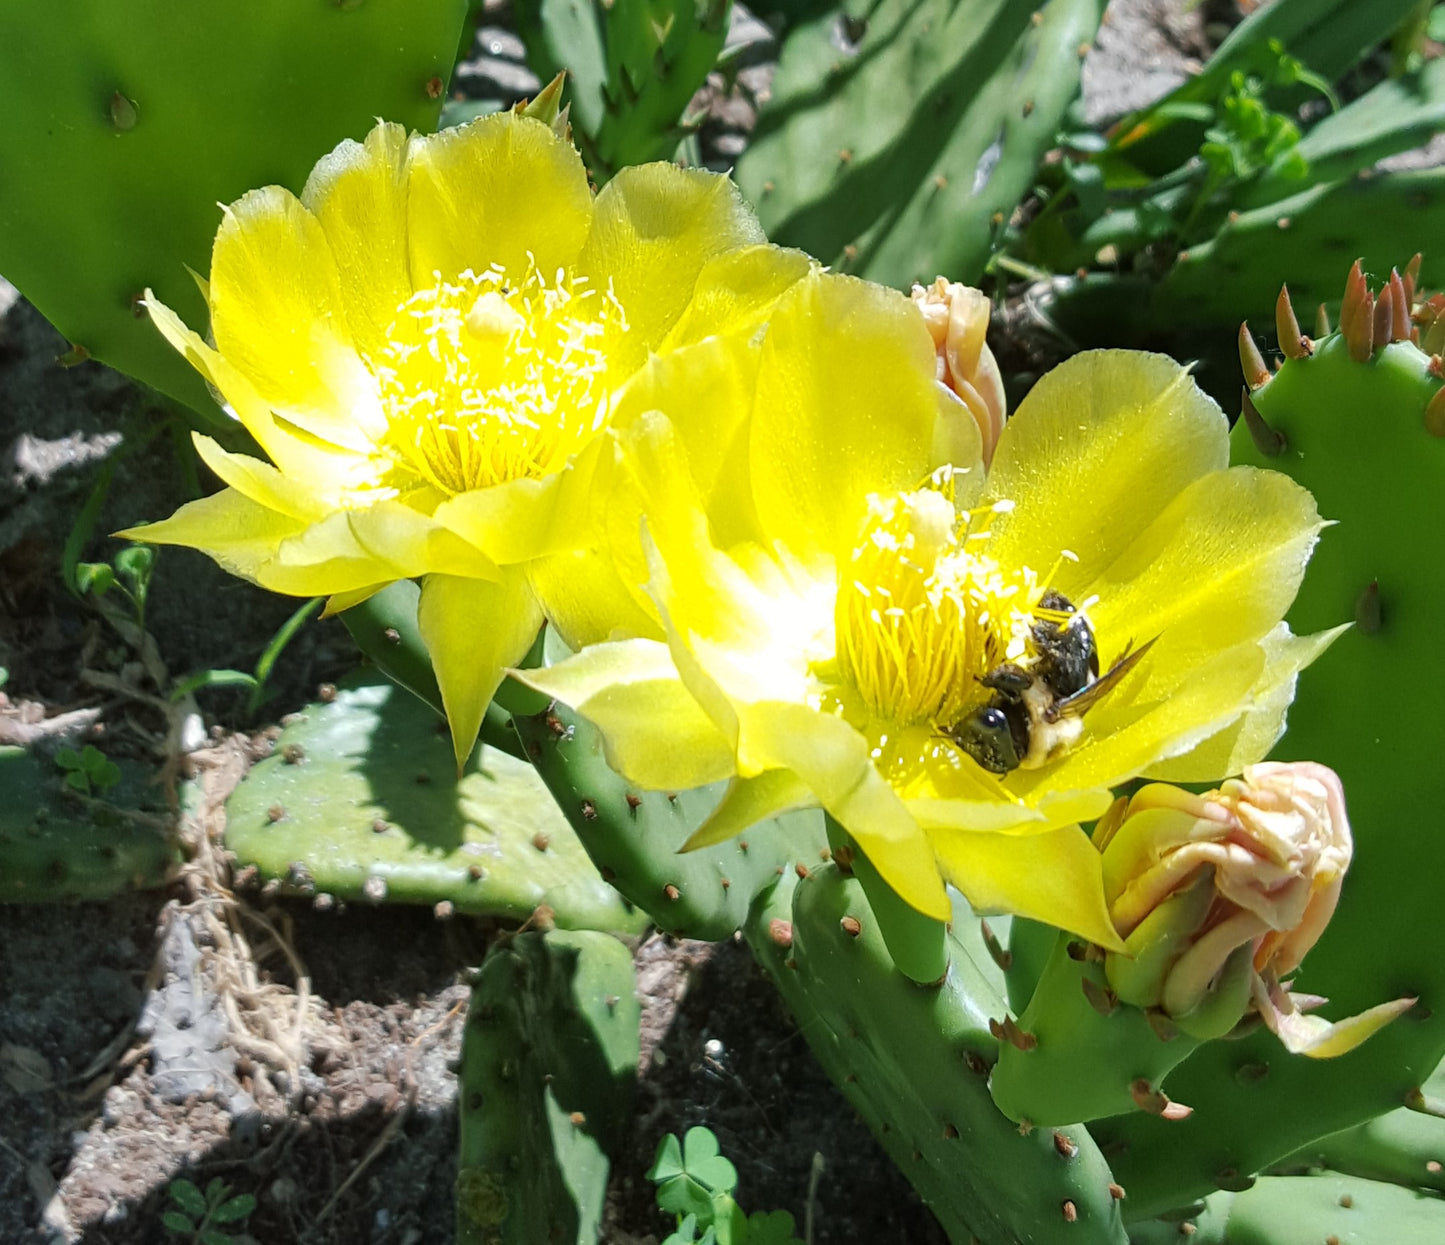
[225,676,645,934]
[513,0,731,179]
[1090,260,1445,1218]
[456,928,640,1245]
[0,0,468,420]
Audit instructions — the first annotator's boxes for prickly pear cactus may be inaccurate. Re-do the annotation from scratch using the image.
[456,928,640,1245]
[1090,263,1445,1217]
[0,745,175,901]
[225,675,645,934]
[734,0,1107,286]
[747,869,1128,1245]
[0,0,468,419]
[513,699,824,941]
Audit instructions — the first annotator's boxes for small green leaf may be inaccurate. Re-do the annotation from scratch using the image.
[204,1176,229,1206]
[169,1177,207,1218]
[161,1209,196,1234]
[113,543,154,584]
[746,1209,804,1245]
[91,759,122,792]
[55,747,80,770]
[656,1174,714,1223]
[211,1192,256,1224]
[74,562,116,597]
[648,1132,686,1183]
[64,770,90,794]
[200,1230,236,1245]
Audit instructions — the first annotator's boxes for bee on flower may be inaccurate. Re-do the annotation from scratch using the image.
[521,339,1338,947]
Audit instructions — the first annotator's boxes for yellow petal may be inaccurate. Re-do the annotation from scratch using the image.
[932,825,1124,950]
[526,547,662,651]
[344,502,500,580]
[659,243,815,353]
[750,271,963,566]
[145,293,352,482]
[301,121,414,363]
[738,701,949,920]
[985,351,1229,596]
[1085,466,1324,698]
[191,434,328,522]
[432,434,606,566]
[117,489,308,582]
[577,163,765,371]
[1146,624,1348,782]
[682,769,814,851]
[419,570,544,772]
[1011,643,1268,798]
[209,186,384,451]
[516,639,737,790]
[406,113,592,286]
[609,328,767,553]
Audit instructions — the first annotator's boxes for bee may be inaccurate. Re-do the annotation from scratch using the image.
[942,589,1154,774]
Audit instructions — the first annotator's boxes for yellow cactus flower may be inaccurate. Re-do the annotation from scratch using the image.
[118,111,812,765]
[519,349,1336,945]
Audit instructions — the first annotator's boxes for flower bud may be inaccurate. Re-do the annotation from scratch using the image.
[911,277,1007,466]
[1097,762,1412,1055]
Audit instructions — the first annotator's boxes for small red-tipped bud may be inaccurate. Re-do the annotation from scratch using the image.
[1275,287,1311,359]
[1373,287,1394,350]
[1389,269,1412,342]
[1053,1131,1079,1159]
[1426,386,1445,437]
[1315,303,1331,338]
[1405,252,1424,307]
[1341,261,1376,361]
[769,918,793,949]
[1240,387,1286,456]
[840,915,862,938]
[989,1016,1038,1052]
[1238,322,1271,389]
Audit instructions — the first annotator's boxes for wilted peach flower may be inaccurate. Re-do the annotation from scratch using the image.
[1098,762,1412,1056]
[911,277,1007,465]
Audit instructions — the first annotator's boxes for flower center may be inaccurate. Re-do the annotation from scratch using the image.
[375,265,626,495]
[835,482,1046,726]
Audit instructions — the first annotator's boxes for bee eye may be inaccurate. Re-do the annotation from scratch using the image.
[951,706,1021,774]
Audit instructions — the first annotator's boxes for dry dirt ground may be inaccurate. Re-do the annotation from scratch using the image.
[1,4,1224,1243]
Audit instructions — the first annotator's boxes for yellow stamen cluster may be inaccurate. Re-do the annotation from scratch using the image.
[375,264,627,495]
[835,484,1043,726]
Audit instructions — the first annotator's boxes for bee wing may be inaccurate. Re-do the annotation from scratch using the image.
[1047,636,1158,721]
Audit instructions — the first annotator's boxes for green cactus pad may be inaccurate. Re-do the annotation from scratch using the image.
[748,868,1128,1245]
[512,701,825,941]
[0,745,175,902]
[1093,290,1445,1217]
[224,676,644,934]
[1126,1172,1445,1245]
[0,0,467,419]
[456,928,639,1245]
[734,0,1107,287]
[991,930,1206,1128]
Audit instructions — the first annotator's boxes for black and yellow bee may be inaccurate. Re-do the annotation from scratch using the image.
[943,588,1153,774]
